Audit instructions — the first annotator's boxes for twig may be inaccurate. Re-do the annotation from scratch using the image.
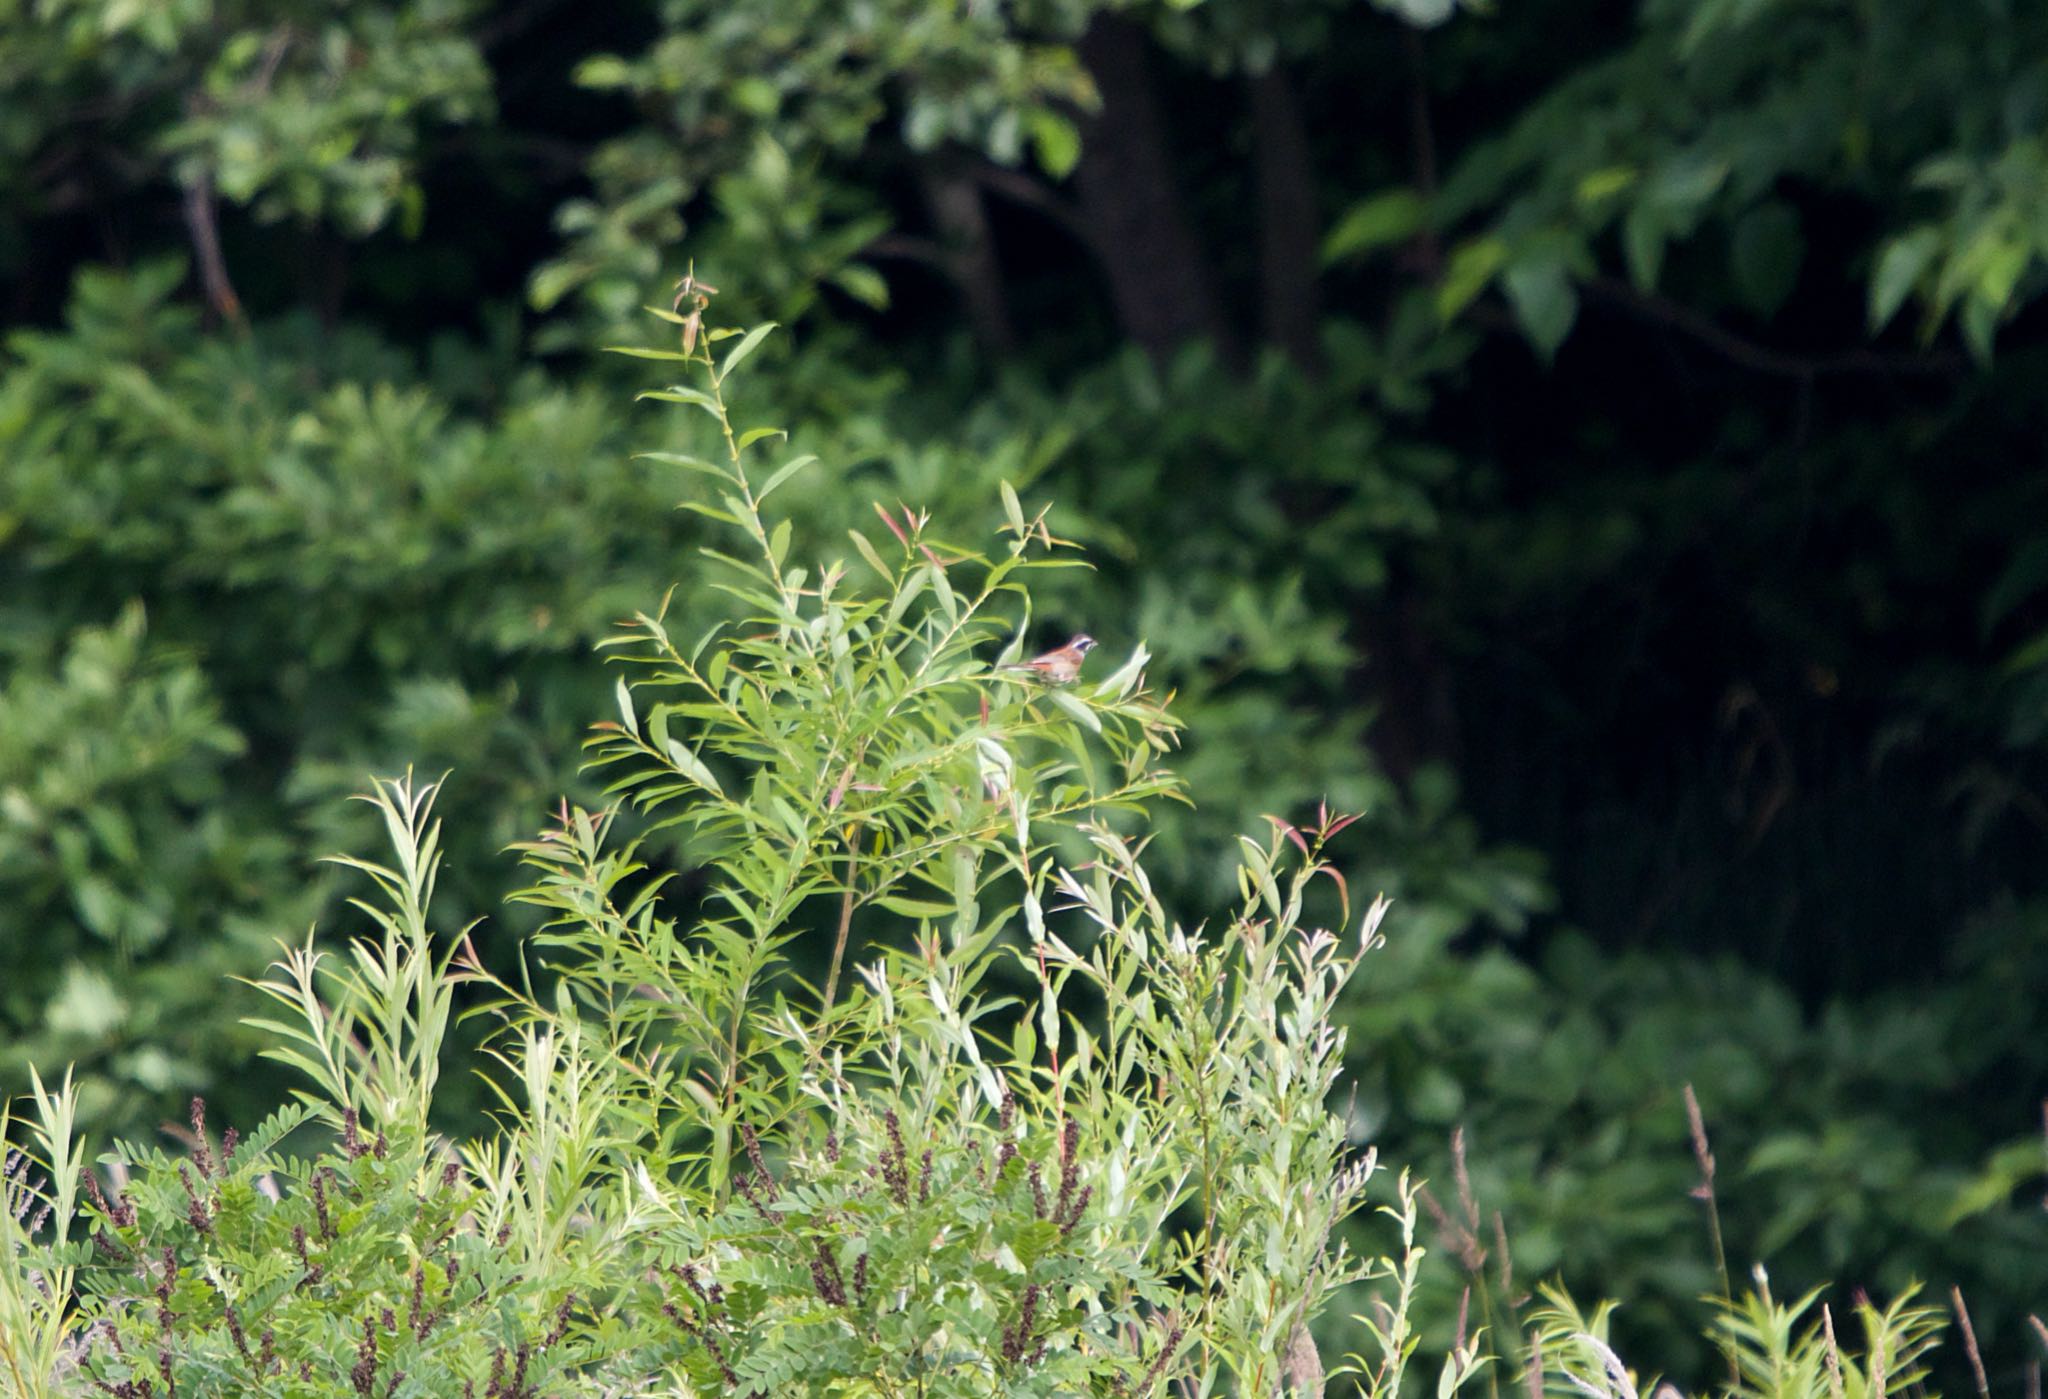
[179,173,243,328]
[1584,277,1957,381]
[964,162,1093,246]
[862,233,952,269]
[821,825,864,1014]
[1951,1287,1990,1399]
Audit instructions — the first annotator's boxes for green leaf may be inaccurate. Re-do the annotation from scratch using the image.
[950,849,980,944]
[1869,227,1941,332]
[848,529,891,579]
[1435,237,1509,320]
[757,455,819,504]
[720,323,779,379]
[1028,111,1081,179]
[615,676,638,734]
[1961,291,1999,364]
[1502,255,1579,360]
[999,480,1025,535]
[1646,154,1728,230]
[1322,189,1427,264]
[665,740,724,797]
[574,54,633,88]
[678,501,744,526]
[1574,166,1637,206]
[46,965,126,1039]
[637,387,721,418]
[736,426,787,450]
[830,263,889,309]
[1091,642,1150,702]
[1622,204,1666,290]
[885,565,929,628]
[1049,690,1101,734]
[876,896,954,919]
[604,345,694,361]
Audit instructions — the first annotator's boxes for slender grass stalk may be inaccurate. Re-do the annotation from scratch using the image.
[1683,1083,1732,1302]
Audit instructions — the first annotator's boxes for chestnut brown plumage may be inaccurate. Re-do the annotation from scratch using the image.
[1004,634,1097,685]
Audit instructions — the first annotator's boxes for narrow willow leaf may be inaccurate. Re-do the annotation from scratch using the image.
[637,386,719,412]
[666,740,724,797]
[604,345,694,361]
[951,848,979,946]
[999,480,1025,534]
[757,454,818,504]
[886,565,929,628]
[849,528,890,579]
[736,425,787,450]
[1093,641,1151,701]
[931,565,959,627]
[719,322,779,379]
[768,796,807,841]
[615,676,638,734]
[678,500,743,526]
[1049,690,1101,734]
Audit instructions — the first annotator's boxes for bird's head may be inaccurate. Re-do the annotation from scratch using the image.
[1070,634,1098,654]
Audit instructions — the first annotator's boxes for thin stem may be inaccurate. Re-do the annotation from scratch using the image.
[822,824,863,1014]
[702,356,800,622]
[1683,1084,1731,1303]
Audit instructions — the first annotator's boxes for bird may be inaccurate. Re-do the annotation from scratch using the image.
[1003,634,1097,684]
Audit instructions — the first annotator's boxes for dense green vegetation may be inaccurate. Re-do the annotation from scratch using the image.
[0,312,1970,1399]
[4,0,2047,1389]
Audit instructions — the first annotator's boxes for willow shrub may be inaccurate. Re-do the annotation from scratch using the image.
[1,295,1418,1398]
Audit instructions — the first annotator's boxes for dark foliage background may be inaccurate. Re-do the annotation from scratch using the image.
[4,0,2046,1386]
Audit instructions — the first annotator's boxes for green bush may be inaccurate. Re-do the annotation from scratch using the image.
[4,303,1401,1397]
[0,259,1538,1143]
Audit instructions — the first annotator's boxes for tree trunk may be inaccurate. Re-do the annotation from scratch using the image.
[920,165,1015,356]
[1072,14,1234,363]
[1249,63,1323,372]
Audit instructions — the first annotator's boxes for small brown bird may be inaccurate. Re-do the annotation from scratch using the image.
[1005,634,1097,684]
